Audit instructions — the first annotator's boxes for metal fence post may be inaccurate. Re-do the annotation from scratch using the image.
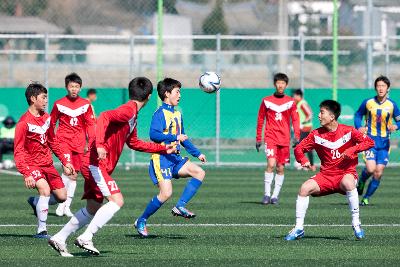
[299,33,305,92]
[385,35,390,77]
[129,35,136,166]
[44,33,49,111]
[216,34,221,166]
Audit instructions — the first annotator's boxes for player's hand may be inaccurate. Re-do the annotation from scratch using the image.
[177,134,188,142]
[63,163,76,176]
[97,147,107,160]
[165,144,177,154]
[255,142,262,152]
[388,125,398,132]
[358,127,367,134]
[198,154,207,163]
[24,176,36,189]
[341,149,356,160]
[302,161,311,169]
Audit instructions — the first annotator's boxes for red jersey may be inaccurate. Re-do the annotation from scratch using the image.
[90,100,168,174]
[14,111,71,178]
[50,96,95,153]
[294,124,374,175]
[256,94,300,146]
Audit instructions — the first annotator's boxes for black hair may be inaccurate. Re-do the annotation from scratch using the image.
[25,82,47,105]
[374,75,390,89]
[128,77,153,101]
[87,88,97,97]
[3,116,16,128]
[292,88,303,97]
[319,100,341,120]
[65,72,82,87]
[273,73,289,85]
[157,78,182,101]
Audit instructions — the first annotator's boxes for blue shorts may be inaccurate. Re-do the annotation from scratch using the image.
[364,147,389,166]
[149,154,189,185]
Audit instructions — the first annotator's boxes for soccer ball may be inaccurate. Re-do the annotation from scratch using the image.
[199,72,221,93]
[2,159,14,169]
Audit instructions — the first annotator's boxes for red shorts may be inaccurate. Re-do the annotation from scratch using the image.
[29,166,64,190]
[81,158,120,203]
[71,152,84,172]
[312,172,358,196]
[264,143,290,165]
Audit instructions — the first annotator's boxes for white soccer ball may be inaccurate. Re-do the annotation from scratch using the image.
[199,72,221,93]
[2,159,14,169]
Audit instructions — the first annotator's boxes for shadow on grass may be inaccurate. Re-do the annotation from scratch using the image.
[125,234,187,240]
[0,233,36,238]
[239,201,266,205]
[69,251,112,257]
[273,235,346,241]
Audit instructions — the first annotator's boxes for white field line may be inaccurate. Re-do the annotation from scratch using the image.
[0,169,21,176]
[1,223,400,227]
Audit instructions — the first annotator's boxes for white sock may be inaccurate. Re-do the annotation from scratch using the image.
[36,196,50,233]
[272,174,285,199]
[79,201,120,241]
[53,208,93,243]
[65,179,77,208]
[346,189,361,226]
[264,172,274,197]
[61,173,70,188]
[295,195,309,230]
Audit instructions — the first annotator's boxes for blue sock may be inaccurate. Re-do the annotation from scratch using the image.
[176,178,203,207]
[364,178,381,199]
[139,196,163,221]
[360,168,371,183]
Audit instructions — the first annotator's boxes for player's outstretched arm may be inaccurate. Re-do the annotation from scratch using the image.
[342,128,375,159]
[354,99,368,130]
[13,122,33,178]
[127,127,171,154]
[294,131,315,167]
[255,101,266,146]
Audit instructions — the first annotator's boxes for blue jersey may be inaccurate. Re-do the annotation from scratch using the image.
[149,102,201,157]
[354,96,400,149]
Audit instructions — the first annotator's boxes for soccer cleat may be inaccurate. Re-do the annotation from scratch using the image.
[63,207,74,217]
[357,181,366,196]
[27,196,37,217]
[262,195,271,205]
[55,203,66,217]
[284,228,305,241]
[352,224,365,240]
[360,198,369,206]
[48,238,73,257]
[33,230,51,239]
[74,237,100,256]
[171,206,196,219]
[134,219,148,237]
[270,197,279,205]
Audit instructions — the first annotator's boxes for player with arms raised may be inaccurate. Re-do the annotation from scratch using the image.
[14,82,75,238]
[256,73,300,204]
[285,100,374,241]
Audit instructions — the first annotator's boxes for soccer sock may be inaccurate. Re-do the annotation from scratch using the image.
[176,178,203,207]
[53,207,93,243]
[360,168,371,183]
[364,178,381,199]
[140,196,163,220]
[65,179,77,208]
[61,173,70,188]
[264,172,274,197]
[295,195,309,230]
[272,174,284,199]
[346,189,361,226]
[36,196,50,233]
[79,201,120,241]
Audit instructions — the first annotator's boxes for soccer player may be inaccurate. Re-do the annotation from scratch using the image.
[256,73,300,205]
[293,89,315,171]
[354,75,400,206]
[14,82,75,238]
[50,73,95,217]
[285,100,374,241]
[134,78,206,237]
[86,88,97,117]
[48,77,175,257]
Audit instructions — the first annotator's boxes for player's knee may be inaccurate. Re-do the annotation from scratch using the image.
[195,168,205,180]
[158,190,172,202]
[298,181,314,196]
[373,170,383,179]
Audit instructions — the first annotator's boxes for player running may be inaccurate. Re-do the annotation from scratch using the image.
[354,75,400,206]
[14,82,75,238]
[285,100,374,241]
[256,73,300,205]
[48,77,175,257]
[134,78,206,237]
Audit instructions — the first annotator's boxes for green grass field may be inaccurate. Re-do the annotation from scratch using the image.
[0,167,399,266]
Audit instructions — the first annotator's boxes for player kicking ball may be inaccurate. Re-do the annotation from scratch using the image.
[135,78,206,237]
[285,100,374,241]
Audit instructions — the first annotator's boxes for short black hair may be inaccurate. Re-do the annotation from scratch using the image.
[292,88,303,97]
[157,78,182,101]
[273,73,289,84]
[87,88,97,97]
[65,72,82,87]
[374,75,390,89]
[128,77,153,101]
[25,82,47,105]
[319,100,341,120]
